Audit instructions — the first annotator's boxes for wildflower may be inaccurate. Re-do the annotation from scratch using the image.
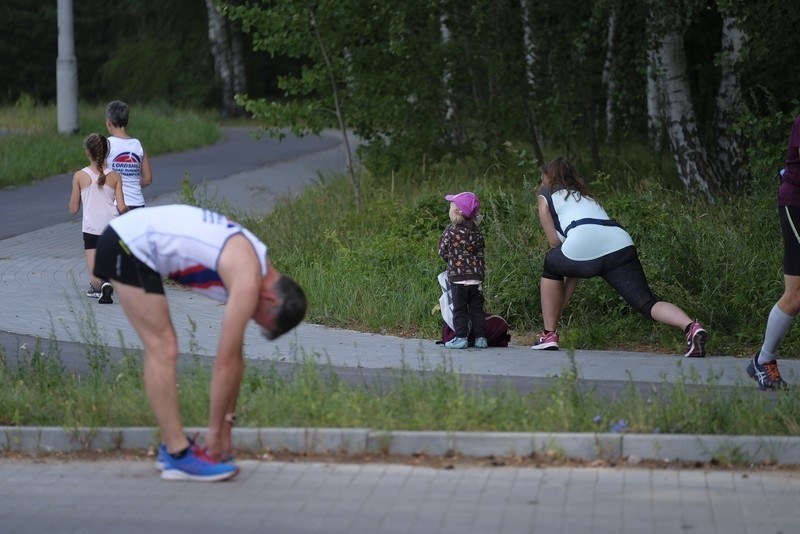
[610,419,628,433]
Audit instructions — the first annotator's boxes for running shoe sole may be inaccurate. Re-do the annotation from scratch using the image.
[98,282,113,304]
[531,342,559,350]
[161,466,240,482]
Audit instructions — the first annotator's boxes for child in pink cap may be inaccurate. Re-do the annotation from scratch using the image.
[438,192,488,348]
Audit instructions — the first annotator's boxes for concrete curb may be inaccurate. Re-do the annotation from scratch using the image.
[2,426,799,466]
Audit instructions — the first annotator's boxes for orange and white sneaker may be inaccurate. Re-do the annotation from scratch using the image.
[746,354,788,391]
[531,330,559,351]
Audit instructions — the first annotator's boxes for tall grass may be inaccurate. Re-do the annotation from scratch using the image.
[229,147,789,357]
[0,103,220,188]
[1,343,798,436]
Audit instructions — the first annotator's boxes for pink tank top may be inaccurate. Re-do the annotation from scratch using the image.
[79,166,119,235]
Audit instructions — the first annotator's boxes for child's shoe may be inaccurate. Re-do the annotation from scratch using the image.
[474,337,488,348]
[445,336,468,349]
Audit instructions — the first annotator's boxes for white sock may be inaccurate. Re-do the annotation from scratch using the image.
[759,304,794,364]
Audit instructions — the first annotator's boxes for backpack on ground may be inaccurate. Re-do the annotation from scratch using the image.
[435,271,511,347]
[437,313,511,347]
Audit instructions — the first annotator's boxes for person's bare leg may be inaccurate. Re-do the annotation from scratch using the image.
[115,283,189,454]
[650,301,693,330]
[562,277,578,316]
[84,249,103,291]
[540,277,566,331]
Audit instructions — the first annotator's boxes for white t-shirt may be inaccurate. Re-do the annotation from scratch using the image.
[540,186,633,261]
[107,136,146,207]
[108,205,269,303]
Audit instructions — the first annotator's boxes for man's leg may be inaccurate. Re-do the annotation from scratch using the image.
[114,283,189,454]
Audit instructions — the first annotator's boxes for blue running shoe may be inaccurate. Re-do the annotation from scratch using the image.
[156,442,235,471]
[474,337,488,349]
[161,445,239,482]
[155,443,168,471]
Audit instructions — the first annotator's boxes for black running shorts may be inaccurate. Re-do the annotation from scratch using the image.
[93,227,165,294]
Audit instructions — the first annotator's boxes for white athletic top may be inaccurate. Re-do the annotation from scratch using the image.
[540,187,633,261]
[109,205,269,302]
[79,166,119,235]
[107,136,146,207]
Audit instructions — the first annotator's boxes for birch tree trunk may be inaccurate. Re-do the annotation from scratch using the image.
[519,0,544,165]
[205,0,246,117]
[649,7,720,200]
[714,15,748,191]
[646,48,663,151]
[602,7,618,143]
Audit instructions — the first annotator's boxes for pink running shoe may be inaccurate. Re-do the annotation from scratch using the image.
[684,321,707,358]
[531,330,559,350]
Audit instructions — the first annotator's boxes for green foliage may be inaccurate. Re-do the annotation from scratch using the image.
[0,104,221,188]
[216,138,792,356]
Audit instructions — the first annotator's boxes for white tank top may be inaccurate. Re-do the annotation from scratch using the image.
[79,166,119,235]
[107,136,146,207]
[540,186,633,261]
[109,205,269,302]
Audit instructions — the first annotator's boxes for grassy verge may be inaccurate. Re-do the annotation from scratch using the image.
[214,149,789,358]
[1,340,798,436]
[0,104,221,188]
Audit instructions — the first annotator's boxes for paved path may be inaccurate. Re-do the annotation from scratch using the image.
[1,126,799,532]
[0,458,797,534]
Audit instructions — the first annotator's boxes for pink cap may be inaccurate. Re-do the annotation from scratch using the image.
[445,191,480,219]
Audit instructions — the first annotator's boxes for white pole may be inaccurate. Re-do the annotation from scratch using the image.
[57,0,79,134]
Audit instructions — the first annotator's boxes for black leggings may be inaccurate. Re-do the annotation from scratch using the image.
[542,245,658,319]
[451,283,487,338]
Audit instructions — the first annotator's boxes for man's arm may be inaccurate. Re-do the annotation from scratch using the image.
[205,234,262,457]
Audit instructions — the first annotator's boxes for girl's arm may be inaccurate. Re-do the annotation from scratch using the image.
[537,195,561,248]
[438,229,451,261]
[112,172,128,213]
[69,172,82,215]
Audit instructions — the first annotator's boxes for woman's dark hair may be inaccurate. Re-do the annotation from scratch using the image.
[541,156,592,199]
[85,133,110,188]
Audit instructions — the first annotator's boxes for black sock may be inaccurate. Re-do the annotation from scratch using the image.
[169,446,190,460]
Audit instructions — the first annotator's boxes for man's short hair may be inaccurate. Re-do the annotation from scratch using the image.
[265,276,307,340]
[106,100,130,128]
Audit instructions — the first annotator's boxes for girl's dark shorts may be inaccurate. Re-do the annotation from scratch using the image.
[93,227,165,294]
[83,232,100,250]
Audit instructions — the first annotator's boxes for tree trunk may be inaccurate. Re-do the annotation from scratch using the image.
[646,48,663,151]
[205,0,245,117]
[602,7,618,143]
[519,0,544,165]
[714,15,748,192]
[307,5,361,212]
[650,5,720,202]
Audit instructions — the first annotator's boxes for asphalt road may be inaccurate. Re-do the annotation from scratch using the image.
[0,127,340,239]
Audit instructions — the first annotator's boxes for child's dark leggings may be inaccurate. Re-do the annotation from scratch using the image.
[451,283,487,338]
